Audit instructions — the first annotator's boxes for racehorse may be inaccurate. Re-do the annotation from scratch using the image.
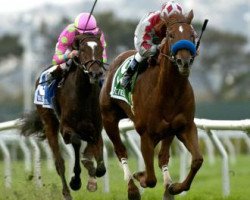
[100,10,203,200]
[21,33,106,200]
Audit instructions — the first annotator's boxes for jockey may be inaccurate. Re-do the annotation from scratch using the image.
[121,1,183,89]
[48,12,107,80]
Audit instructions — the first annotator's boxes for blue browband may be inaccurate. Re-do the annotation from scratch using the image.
[171,40,196,56]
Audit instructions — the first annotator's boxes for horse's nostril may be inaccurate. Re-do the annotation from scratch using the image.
[190,58,194,65]
[176,58,182,66]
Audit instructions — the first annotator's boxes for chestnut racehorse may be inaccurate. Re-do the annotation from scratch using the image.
[21,33,106,200]
[100,11,203,200]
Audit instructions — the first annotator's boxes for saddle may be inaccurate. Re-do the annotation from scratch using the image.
[110,54,158,106]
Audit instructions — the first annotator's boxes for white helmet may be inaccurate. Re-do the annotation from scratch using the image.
[160,1,183,17]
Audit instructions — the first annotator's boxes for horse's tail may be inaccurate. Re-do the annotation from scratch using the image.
[21,110,46,140]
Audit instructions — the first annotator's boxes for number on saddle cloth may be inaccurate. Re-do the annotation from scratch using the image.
[44,79,60,107]
[34,66,60,109]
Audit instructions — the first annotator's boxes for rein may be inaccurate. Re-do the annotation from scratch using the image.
[72,58,106,74]
[160,51,175,62]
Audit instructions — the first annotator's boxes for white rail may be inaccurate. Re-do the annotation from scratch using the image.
[118,118,250,197]
[0,118,109,192]
[0,118,250,197]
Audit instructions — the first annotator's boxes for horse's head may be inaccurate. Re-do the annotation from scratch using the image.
[73,33,104,83]
[160,10,197,76]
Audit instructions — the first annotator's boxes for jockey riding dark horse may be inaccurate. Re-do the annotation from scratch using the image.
[22,13,107,200]
[46,12,107,96]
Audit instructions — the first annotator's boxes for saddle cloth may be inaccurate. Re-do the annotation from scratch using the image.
[110,55,137,106]
[34,66,58,109]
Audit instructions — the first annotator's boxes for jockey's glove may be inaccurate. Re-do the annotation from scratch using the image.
[68,50,79,59]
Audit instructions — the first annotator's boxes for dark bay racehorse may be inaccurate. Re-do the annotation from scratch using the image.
[21,33,106,200]
[100,11,203,200]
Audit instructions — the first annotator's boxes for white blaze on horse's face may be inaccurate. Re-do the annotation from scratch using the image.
[87,41,97,60]
[179,25,184,33]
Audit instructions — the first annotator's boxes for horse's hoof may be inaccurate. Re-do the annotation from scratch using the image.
[163,188,175,200]
[168,183,182,195]
[146,179,157,188]
[64,194,72,200]
[128,191,141,200]
[133,171,145,180]
[69,176,82,191]
[128,179,141,200]
[87,179,97,192]
[63,191,72,200]
[96,162,106,177]
[133,171,147,188]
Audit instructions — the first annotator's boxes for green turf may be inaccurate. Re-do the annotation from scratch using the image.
[0,155,249,200]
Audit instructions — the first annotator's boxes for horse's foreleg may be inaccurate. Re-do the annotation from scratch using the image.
[82,143,96,177]
[136,134,157,188]
[92,135,106,177]
[158,137,175,200]
[158,136,174,187]
[82,143,98,192]
[103,116,140,200]
[44,119,72,200]
[69,133,82,191]
[169,123,203,195]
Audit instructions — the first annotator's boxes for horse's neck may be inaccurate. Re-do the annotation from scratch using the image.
[74,68,92,95]
[156,57,189,101]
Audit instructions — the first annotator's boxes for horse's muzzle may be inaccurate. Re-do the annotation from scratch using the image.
[175,57,194,76]
[88,70,103,84]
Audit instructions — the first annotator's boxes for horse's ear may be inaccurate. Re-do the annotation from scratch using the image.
[73,35,81,50]
[186,10,194,24]
[96,30,102,39]
[75,35,82,41]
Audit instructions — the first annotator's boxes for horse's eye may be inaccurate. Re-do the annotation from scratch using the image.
[191,34,195,42]
[169,33,174,39]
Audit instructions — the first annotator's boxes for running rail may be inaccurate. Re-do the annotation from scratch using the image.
[0,118,250,196]
[118,118,250,197]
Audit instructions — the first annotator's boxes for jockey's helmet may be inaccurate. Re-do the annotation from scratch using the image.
[160,1,183,18]
[74,12,97,33]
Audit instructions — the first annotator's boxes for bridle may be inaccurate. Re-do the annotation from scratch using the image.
[159,20,197,64]
[72,35,107,74]
[73,57,103,74]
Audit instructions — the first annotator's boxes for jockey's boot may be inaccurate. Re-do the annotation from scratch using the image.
[50,65,64,80]
[121,58,139,89]
[50,63,71,87]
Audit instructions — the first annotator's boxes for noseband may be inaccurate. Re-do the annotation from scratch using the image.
[160,21,196,64]
[73,58,103,74]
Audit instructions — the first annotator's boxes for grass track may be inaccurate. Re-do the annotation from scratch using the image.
[0,155,249,200]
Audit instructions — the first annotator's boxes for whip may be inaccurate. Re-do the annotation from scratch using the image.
[196,19,209,50]
[83,0,98,31]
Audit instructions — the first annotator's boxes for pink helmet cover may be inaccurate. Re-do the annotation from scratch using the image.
[74,12,98,34]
